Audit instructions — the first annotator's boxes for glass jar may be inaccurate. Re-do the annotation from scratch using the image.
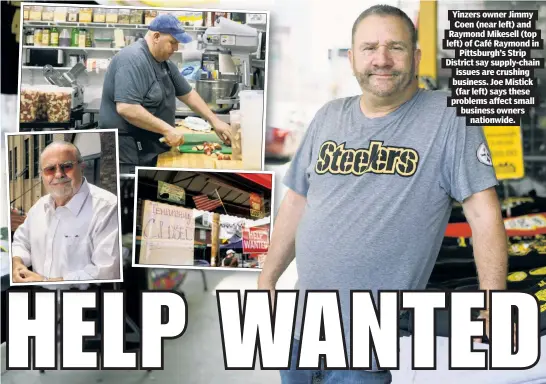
[118,9,130,24]
[67,7,79,22]
[41,6,54,21]
[79,7,93,23]
[106,8,118,23]
[130,9,143,24]
[93,8,106,23]
[53,7,67,22]
[29,5,43,21]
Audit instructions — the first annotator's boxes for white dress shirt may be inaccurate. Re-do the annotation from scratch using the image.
[12,179,121,283]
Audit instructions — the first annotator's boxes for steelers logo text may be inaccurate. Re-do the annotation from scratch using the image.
[315,140,420,177]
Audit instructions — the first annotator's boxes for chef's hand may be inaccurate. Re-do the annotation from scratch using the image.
[213,121,232,145]
[163,130,184,147]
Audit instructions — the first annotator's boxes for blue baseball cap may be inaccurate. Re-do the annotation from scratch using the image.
[148,14,193,44]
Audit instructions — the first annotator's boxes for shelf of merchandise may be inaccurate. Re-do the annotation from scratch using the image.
[23,45,122,51]
[22,66,72,70]
[22,21,208,32]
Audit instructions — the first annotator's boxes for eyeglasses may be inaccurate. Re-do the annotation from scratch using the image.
[41,161,81,176]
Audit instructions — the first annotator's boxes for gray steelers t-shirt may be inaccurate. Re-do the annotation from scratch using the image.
[283,89,498,366]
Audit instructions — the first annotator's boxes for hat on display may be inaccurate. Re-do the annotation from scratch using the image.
[148,14,193,44]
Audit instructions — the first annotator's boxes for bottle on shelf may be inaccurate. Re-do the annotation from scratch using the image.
[42,28,50,46]
[50,27,59,47]
[78,29,87,48]
[34,28,43,47]
[86,30,93,48]
[71,28,79,47]
[60,29,70,47]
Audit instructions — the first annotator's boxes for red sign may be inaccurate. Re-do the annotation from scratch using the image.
[243,227,269,253]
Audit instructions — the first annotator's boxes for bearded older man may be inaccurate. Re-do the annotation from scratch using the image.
[259,5,508,383]
[11,141,120,284]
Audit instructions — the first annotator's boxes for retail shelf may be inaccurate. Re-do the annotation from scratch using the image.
[23,45,121,51]
[22,66,72,70]
[22,21,208,32]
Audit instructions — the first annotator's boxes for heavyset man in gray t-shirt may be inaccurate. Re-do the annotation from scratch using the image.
[259,5,509,384]
[99,14,232,173]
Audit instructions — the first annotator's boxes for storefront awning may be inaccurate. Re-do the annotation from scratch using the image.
[237,173,272,189]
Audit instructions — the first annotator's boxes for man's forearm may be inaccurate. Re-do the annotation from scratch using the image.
[179,90,222,126]
[473,221,508,300]
[258,191,307,287]
[117,103,173,135]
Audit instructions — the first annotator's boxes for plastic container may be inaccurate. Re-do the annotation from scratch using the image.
[93,8,106,23]
[67,7,78,22]
[29,6,43,21]
[20,87,41,122]
[78,29,87,48]
[145,10,157,25]
[79,8,93,23]
[53,7,67,22]
[239,90,264,170]
[118,9,130,24]
[59,29,70,47]
[106,9,118,23]
[229,110,242,161]
[41,6,54,21]
[23,6,30,21]
[45,87,73,123]
[130,9,143,24]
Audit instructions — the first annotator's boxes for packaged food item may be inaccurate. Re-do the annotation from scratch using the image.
[229,110,242,160]
[29,5,43,21]
[42,28,50,46]
[23,6,30,21]
[20,88,41,123]
[118,9,130,24]
[41,6,54,21]
[26,29,35,46]
[130,9,143,24]
[36,91,48,121]
[53,7,67,22]
[45,89,72,123]
[71,28,79,47]
[144,10,157,25]
[106,9,118,23]
[93,8,106,23]
[50,27,59,47]
[79,8,93,23]
[67,7,79,22]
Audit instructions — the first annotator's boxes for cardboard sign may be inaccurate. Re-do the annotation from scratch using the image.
[242,227,269,253]
[249,193,264,218]
[157,181,186,205]
[483,126,525,180]
[139,200,195,266]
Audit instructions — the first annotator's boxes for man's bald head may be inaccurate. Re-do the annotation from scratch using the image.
[40,141,83,169]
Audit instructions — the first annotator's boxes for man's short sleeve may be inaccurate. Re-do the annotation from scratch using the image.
[282,115,320,197]
[167,61,192,97]
[114,64,148,105]
[441,115,499,203]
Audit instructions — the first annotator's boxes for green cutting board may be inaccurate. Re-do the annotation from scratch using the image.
[177,133,232,154]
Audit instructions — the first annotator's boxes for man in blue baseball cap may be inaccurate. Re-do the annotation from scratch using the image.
[99,13,232,173]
